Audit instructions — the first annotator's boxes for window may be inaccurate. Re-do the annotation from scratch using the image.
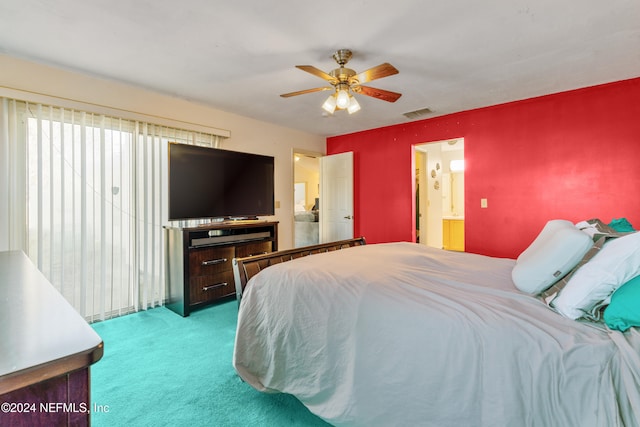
[2,98,223,321]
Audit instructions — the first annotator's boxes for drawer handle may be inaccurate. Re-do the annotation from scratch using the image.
[248,252,268,257]
[202,258,227,266]
[203,282,228,291]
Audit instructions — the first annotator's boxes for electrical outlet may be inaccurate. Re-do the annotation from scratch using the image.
[480,198,488,208]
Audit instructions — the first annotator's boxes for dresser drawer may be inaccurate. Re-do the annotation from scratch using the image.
[190,271,235,304]
[165,221,278,317]
[189,246,234,276]
[236,241,272,258]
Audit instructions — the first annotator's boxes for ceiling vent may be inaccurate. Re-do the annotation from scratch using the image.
[403,107,433,120]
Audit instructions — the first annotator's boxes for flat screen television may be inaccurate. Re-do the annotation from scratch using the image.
[168,143,275,221]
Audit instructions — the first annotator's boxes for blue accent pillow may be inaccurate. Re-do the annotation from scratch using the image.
[608,218,636,233]
[604,275,640,332]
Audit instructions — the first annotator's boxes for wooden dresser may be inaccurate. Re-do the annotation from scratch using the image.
[164,221,278,316]
[0,250,104,427]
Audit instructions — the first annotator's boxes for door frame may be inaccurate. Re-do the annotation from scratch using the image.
[292,149,323,247]
[413,138,464,249]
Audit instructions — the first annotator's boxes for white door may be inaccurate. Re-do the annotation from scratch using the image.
[320,152,354,243]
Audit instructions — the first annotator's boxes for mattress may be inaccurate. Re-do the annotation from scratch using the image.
[233,242,640,427]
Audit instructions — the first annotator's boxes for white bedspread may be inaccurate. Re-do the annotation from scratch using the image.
[233,242,640,427]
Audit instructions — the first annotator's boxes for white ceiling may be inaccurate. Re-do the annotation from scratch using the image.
[1,0,639,137]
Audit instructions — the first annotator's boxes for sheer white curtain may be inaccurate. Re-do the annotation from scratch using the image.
[0,98,223,321]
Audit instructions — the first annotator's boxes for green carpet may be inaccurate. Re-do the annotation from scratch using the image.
[90,300,331,427]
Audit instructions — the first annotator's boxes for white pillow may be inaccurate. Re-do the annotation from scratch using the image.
[512,220,593,294]
[551,231,640,319]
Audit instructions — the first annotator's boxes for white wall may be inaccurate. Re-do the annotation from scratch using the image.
[441,150,465,216]
[294,155,320,210]
[424,143,444,248]
[0,54,325,249]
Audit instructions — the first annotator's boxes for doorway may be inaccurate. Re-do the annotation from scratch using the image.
[414,138,465,251]
[293,150,321,247]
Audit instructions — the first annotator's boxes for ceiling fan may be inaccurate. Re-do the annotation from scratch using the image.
[280,49,401,114]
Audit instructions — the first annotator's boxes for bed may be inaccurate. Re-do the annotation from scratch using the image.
[232,227,640,426]
[294,209,319,247]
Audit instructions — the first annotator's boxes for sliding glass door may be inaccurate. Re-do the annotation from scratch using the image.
[1,98,223,321]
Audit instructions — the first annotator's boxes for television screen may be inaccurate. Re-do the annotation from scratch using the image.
[168,143,275,221]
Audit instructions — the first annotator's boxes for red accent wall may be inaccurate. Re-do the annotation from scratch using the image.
[327,77,640,258]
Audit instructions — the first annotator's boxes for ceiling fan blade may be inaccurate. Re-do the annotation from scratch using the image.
[354,85,402,103]
[296,65,339,84]
[350,63,399,85]
[280,87,333,98]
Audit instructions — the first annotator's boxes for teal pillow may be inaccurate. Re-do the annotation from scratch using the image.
[604,275,640,331]
[608,218,636,233]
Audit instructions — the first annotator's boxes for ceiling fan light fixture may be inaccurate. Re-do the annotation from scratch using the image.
[347,96,361,114]
[336,89,350,109]
[281,49,401,115]
[322,94,337,114]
